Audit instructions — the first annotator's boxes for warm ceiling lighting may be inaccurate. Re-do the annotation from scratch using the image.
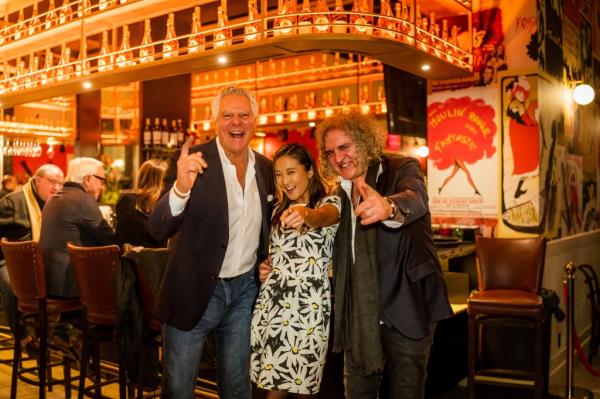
[82,81,93,89]
[421,64,431,71]
[217,55,229,65]
[308,121,316,127]
[572,84,595,105]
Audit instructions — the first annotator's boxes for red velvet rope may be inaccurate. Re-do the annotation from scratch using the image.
[562,283,600,377]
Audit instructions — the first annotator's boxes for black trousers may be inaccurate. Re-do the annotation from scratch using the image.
[343,322,436,399]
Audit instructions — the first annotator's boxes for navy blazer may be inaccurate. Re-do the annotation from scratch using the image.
[335,156,453,339]
[149,139,274,331]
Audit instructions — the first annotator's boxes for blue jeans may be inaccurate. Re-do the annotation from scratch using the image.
[162,270,258,399]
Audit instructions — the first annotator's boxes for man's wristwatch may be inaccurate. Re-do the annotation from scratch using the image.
[385,197,398,220]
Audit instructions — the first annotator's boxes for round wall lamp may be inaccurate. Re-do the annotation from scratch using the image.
[572,83,595,105]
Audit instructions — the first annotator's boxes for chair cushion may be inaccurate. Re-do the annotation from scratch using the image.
[18,298,81,315]
[468,289,544,319]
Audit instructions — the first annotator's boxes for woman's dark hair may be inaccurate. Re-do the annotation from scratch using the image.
[135,159,168,214]
[271,143,328,229]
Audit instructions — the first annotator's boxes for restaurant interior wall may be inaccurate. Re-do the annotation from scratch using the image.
[427,0,600,389]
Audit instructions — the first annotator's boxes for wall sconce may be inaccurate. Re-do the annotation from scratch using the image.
[572,83,595,105]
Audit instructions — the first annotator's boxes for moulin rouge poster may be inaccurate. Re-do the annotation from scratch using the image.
[427,87,499,229]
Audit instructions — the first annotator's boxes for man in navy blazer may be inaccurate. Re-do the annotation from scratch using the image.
[149,86,274,399]
[316,112,453,399]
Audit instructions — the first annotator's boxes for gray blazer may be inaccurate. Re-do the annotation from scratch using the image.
[40,182,115,297]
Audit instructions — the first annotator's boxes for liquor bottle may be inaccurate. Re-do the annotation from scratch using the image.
[163,13,179,58]
[331,0,347,34]
[28,2,41,36]
[177,119,185,145]
[14,7,25,41]
[350,0,372,35]
[116,25,135,67]
[297,0,313,34]
[0,14,10,46]
[152,118,162,147]
[377,0,395,39]
[188,7,205,52]
[169,120,178,147]
[313,0,330,33]
[75,43,91,77]
[98,31,113,72]
[143,118,153,147]
[13,57,25,91]
[77,0,90,18]
[139,19,155,63]
[161,118,170,146]
[214,6,232,48]
[26,53,39,88]
[274,0,294,36]
[244,0,260,42]
[56,43,73,81]
[40,48,55,85]
[0,63,8,95]
[45,0,57,30]
[58,0,73,25]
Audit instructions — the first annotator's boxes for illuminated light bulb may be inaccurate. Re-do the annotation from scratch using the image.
[290,112,299,122]
[163,13,179,58]
[202,121,211,131]
[360,104,370,114]
[139,19,155,63]
[324,108,334,117]
[572,84,595,105]
[275,114,284,123]
[259,115,268,125]
[188,7,205,53]
[308,121,316,127]
[307,110,317,120]
[415,145,429,158]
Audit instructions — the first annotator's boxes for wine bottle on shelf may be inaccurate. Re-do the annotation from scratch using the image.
[142,118,153,147]
[152,118,162,147]
[58,0,73,25]
[26,53,39,88]
[39,48,55,85]
[45,0,58,30]
[214,5,232,48]
[350,0,372,35]
[377,0,395,39]
[188,7,205,53]
[99,0,109,11]
[116,25,135,67]
[297,0,313,35]
[56,43,73,81]
[28,2,41,36]
[98,31,113,72]
[274,0,294,36]
[139,19,155,63]
[331,0,347,34]
[13,58,25,91]
[77,0,90,18]
[161,118,170,147]
[75,43,91,76]
[177,119,185,145]
[14,6,25,41]
[163,13,179,58]
[0,14,10,46]
[169,120,178,147]
[313,0,330,33]
[244,0,260,42]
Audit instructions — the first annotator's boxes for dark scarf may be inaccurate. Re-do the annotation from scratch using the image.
[332,161,384,375]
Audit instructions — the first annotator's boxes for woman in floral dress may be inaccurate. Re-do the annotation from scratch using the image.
[250,143,340,398]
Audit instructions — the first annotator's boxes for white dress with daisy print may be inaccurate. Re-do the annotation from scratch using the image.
[250,195,341,394]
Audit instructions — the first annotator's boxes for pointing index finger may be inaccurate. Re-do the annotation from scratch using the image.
[179,135,194,159]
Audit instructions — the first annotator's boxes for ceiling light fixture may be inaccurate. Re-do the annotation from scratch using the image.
[217,55,229,65]
[82,81,93,89]
[421,64,431,72]
[572,83,595,105]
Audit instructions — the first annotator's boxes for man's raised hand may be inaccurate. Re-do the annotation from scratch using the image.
[175,136,208,194]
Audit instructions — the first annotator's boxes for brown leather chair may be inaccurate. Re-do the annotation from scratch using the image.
[67,242,128,399]
[467,236,548,399]
[1,238,81,399]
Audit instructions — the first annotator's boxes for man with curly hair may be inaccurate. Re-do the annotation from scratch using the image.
[316,112,452,399]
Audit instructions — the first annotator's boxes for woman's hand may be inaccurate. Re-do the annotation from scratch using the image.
[280,204,308,230]
[258,256,272,283]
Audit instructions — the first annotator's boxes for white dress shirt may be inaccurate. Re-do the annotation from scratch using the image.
[169,138,262,278]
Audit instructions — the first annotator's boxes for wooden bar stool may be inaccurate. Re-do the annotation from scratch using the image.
[467,236,548,399]
[67,242,129,399]
[1,238,81,399]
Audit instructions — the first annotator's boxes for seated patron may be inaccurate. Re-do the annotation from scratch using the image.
[116,159,168,248]
[40,157,115,298]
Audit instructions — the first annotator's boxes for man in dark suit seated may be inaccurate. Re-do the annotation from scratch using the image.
[0,164,64,350]
[315,112,453,399]
[149,86,274,399]
[40,157,115,299]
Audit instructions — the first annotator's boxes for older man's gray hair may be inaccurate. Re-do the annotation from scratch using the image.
[34,164,64,179]
[66,157,104,184]
[211,86,259,122]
